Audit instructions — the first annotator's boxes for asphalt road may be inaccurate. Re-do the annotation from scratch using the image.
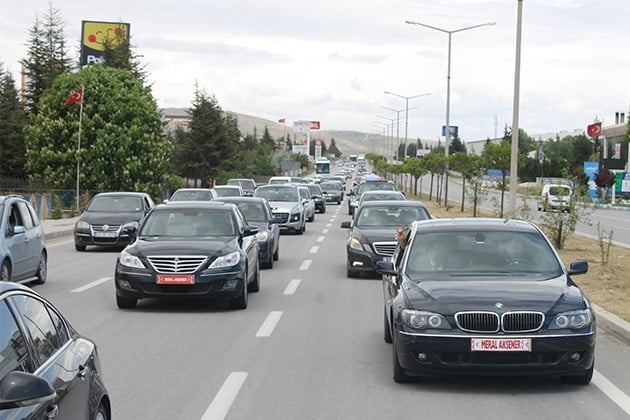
[35,199,630,420]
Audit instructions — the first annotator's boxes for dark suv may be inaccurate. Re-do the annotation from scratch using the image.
[74,192,155,251]
[348,180,397,215]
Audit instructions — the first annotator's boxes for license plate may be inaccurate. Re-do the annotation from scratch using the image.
[156,274,195,285]
[470,338,531,352]
[94,231,117,238]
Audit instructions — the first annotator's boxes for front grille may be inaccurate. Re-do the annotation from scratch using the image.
[455,311,544,333]
[92,224,122,231]
[502,312,544,333]
[456,312,500,333]
[372,241,397,256]
[273,212,289,223]
[147,256,208,273]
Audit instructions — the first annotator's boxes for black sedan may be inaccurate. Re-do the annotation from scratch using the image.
[377,218,596,384]
[74,191,155,251]
[0,282,110,419]
[319,181,343,204]
[340,200,431,278]
[114,201,260,310]
[217,196,281,269]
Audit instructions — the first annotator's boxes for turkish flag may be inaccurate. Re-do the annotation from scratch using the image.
[278,118,286,124]
[66,89,83,105]
[587,122,602,137]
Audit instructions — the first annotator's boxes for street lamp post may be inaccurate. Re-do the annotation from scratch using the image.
[377,115,396,161]
[384,91,430,161]
[405,19,495,206]
[380,105,418,161]
[373,122,390,158]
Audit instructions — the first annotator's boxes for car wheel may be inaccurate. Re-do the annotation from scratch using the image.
[95,402,109,420]
[249,264,261,292]
[262,252,273,269]
[75,242,86,251]
[384,309,392,343]
[392,337,412,383]
[116,294,137,309]
[348,206,353,215]
[1,261,11,282]
[230,280,248,309]
[561,363,594,385]
[337,200,341,204]
[32,252,47,285]
[308,213,315,222]
[320,206,326,214]
[273,244,279,261]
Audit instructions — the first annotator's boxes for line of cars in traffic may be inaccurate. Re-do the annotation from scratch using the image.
[341,175,596,385]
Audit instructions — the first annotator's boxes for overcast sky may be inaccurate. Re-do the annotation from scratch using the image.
[3,0,630,142]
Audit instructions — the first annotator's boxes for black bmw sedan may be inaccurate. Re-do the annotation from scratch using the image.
[0,282,110,419]
[377,218,595,384]
[114,201,259,310]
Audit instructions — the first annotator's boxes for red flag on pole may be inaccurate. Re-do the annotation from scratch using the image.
[586,122,602,137]
[278,118,286,124]
[66,89,83,105]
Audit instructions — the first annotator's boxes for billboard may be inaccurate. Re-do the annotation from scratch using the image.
[80,21,131,66]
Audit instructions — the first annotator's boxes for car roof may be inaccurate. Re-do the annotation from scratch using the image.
[360,200,424,208]
[411,217,537,233]
[174,188,214,192]
[92,191,149,197]
[215,197,267,204]
[0,281,39,295]
[156,201,237,210]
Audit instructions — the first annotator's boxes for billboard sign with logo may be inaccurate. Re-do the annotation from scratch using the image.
[80,21,130,66]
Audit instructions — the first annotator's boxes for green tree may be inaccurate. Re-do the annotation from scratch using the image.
[24,65,171,199]
[449,135,466,155]
[101,23,147,82]
[482,140,512,217]
[20,4,72,114]
[0,65,28,177]
[328,138,342,157]
[402,157,427,197]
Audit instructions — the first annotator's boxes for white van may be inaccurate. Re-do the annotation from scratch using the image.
[539,184,572,211]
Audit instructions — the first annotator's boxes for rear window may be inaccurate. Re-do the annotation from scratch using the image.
[549,186,571,195]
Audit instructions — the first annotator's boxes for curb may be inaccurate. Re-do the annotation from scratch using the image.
[593,304,630,344]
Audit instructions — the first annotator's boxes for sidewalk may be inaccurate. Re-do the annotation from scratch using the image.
[39,216,630,344]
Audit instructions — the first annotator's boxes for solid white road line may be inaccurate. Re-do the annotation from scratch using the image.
[256,311,283,337]
[299,259,312,270]
[200,372,248,420]
[309,246,319,254]
[593,370,630,416]
[70,277,111,293]
[283,279,302,295]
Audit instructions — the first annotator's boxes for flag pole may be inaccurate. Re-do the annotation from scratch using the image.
[75,85,84,212]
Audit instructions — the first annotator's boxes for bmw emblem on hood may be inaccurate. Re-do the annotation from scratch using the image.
[495,302,503,309]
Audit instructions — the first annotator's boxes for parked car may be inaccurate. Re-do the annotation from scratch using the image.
[377,218,595,384]
[348,180,397,215]
[213,185,243,197]
[353,190,406,218]
[218,197,281,269]
[539,184,573,211]
[319,181,343,205]
[253,184,306,234]
[306,183,326,213]
[0,195,47,283]
[0,282,111,419]
[298,185,316,222]
[166,188,218,202]
[340,200,431,278]
[227,178,257,196]
[114,201,260,310]
[74,192,155,251]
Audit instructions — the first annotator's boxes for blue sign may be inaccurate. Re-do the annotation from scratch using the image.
[441,125,458,137]
[583,162,599,199]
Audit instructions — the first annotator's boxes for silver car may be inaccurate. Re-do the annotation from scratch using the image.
[253,184,306,234]
[298,186,315,222]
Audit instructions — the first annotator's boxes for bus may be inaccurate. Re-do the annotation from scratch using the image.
[315,158,331,175]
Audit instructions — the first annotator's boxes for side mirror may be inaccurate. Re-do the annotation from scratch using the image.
[243,225,259,237]
[376,260,397,276]
[270,216,283,224]
[340,221,351,229]
[568,260,588,275]
[0,371,56,410]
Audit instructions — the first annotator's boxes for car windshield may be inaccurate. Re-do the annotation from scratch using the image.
[405,230,564,279]
[358,182,395,194]
[214,187,240,197]
[320,182,340,191]
[170,190,213,201]
[228,179,255,189]
[307,185,322,195]
[235,202,266,222]
[88,196,142,212]
[140,209,235,237]
[549,186,571,195]
[356,206,430,227]
[255,187,299,202]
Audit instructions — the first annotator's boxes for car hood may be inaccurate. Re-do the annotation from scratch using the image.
[129,237,238,256]
[353,227,398,243]
[404,276,586,313]
[80,211,144,224]
[267,201,301,213]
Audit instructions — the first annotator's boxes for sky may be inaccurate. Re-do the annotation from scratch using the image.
[2,0,630,143]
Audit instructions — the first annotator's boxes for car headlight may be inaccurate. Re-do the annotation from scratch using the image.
[349,237,372,252]
[76,220,90,229]
[401,309,451,330]
[256,230,269,241]
[118,251,145,269]
[209,251,241,268]
[289,212,301,222]
[549,309,592,330]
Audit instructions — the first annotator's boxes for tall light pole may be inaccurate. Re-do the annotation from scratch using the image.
[405,19,495,206]
[373,123,389,156]
[384,91,430,161]
[377,115,396,161]
[509,1,524,212]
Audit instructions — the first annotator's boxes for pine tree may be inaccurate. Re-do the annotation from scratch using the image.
[101,23,148,82]
[19,5,72,114]
[0,65,27,177]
